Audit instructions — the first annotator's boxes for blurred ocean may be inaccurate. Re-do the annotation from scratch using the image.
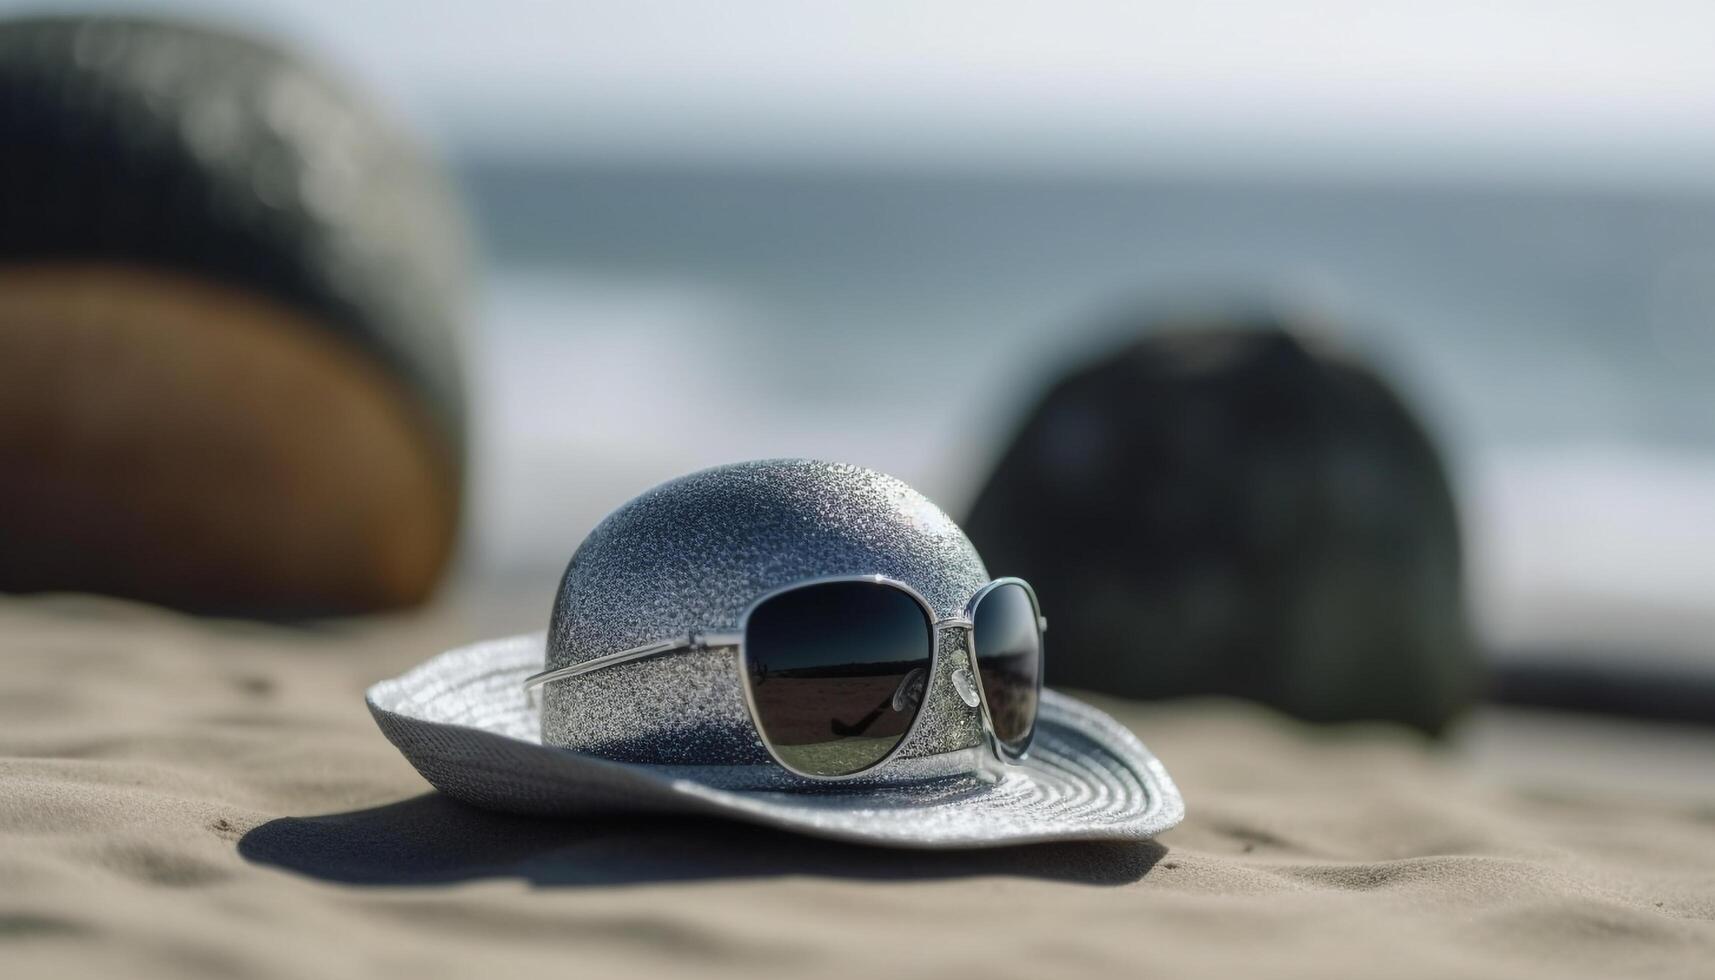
[457,161,1715,667]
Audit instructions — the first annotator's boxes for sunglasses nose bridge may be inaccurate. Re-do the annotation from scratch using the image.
[933,617,975,656]
[933,619,982,709]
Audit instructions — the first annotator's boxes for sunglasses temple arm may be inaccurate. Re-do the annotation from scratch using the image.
[522,630,743,691]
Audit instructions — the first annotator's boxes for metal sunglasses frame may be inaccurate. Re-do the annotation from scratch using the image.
[524,574,1046,782]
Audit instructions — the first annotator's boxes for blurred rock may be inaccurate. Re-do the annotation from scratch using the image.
[965,317,1480,734]
[0,16,468,614]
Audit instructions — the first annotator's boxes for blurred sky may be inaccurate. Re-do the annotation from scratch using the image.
[18,0,1715,188]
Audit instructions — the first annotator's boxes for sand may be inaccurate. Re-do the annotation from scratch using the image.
[3,592,1713,979]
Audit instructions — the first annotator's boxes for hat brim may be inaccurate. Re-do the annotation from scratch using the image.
[367,634,1184,849]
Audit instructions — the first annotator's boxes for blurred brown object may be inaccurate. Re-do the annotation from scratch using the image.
[0,266,456,612]
[965,317,1480,734]
[0,16,468,614]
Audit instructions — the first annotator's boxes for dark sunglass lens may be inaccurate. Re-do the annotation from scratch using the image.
[971,582,1042,752]
[744,581,934,777]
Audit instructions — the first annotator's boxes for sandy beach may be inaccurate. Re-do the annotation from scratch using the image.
[3,591,1713,979]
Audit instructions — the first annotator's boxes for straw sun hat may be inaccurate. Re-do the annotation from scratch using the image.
[370,460,1183,848]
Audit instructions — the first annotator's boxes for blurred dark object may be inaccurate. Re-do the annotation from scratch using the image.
[966,317,1480,734]
[1493,657,1715,727]
[0,15,468,614]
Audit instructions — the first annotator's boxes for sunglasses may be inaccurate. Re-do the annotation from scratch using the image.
[525,575,1045,780]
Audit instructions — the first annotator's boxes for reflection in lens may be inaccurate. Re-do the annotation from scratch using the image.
[744,581,934,777]
[971,582,1042,752]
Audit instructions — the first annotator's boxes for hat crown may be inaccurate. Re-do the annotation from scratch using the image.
[554,459,986,638]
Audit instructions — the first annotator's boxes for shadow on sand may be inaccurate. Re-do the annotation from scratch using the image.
[238,792,1165,887]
